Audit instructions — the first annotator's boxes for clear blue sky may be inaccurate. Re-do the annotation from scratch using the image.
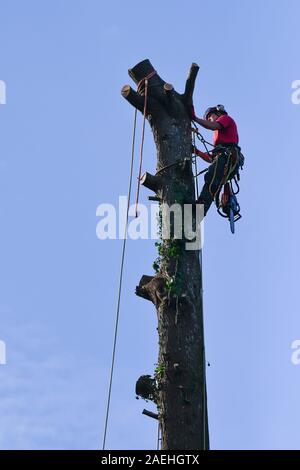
[0,0,300,450]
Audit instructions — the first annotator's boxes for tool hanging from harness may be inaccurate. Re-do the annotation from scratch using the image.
[191,124,245,233]
[217,181,241,234]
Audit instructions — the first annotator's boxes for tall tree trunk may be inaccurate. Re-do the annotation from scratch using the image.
[122,59,209,450]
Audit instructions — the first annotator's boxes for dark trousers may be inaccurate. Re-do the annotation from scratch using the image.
[197,151,239,216]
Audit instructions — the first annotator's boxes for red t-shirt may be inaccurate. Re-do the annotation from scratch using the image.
[213,115,239,146]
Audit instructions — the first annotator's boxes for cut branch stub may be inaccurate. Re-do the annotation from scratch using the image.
[135,275,154,302]
[136,375,157,403]
[135,274,168,308]
[128,59,165,96]
[140,171,161,193]
[121,85,145,113]
[184,62,200,106]
[125,59,167,111]
[164,83,174,93]
[128,59,157,86]
[142,409,159,420]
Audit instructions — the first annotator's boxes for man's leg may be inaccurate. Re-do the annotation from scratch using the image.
[197,155,228,216]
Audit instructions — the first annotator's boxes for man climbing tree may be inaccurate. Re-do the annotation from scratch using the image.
[191,104,243,216]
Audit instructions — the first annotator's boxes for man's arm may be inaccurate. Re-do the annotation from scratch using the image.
[194,117,222,131]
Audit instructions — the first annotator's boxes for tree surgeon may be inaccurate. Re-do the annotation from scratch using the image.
[191,104,244,216]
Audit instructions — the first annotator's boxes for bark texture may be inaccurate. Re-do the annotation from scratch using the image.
[122,59,209,450]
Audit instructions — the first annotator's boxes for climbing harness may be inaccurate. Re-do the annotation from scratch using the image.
[212,144,244,233]
[208,144,240,200]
